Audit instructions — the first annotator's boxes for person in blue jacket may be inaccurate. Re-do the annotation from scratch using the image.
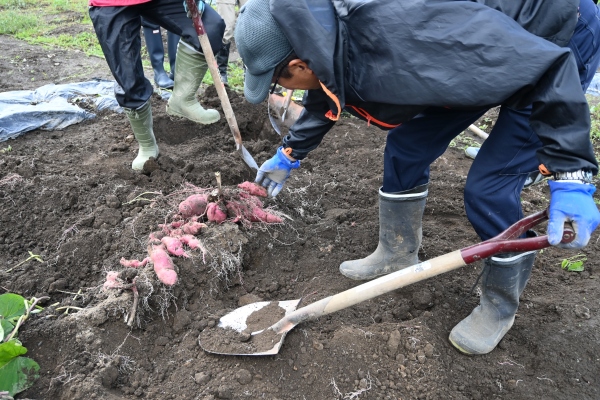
[235,0,600,355]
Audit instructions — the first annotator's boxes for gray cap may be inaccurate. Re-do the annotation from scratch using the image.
[235,0,293,104]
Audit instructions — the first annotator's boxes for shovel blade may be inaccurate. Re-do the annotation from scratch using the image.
[239,144,259,170]
[199,299,301,356]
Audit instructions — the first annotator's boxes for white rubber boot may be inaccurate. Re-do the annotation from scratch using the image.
[339,184,428,280]
[124,101,159,171]
[166,42,220,124]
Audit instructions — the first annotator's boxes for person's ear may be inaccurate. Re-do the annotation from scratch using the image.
[288,59,312,74]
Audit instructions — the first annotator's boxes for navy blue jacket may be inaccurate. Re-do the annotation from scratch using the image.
[274,0,597,175]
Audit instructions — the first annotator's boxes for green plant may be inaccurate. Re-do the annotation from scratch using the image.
[0,11,38,35]
[0,294,46,397]
[0,146,11,154]
[561,254,587,272]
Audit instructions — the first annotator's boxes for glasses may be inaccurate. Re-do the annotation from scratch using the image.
[270,62,286,95]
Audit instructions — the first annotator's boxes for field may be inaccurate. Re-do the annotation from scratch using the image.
[1,2,600,399]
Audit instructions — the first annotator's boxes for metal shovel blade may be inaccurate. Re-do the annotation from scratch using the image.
[199,299,301,356]
[239,144,259,170]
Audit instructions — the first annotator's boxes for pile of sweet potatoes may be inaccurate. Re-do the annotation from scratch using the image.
[105,181,283,288]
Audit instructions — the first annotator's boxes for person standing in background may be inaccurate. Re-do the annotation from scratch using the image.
[215,0,247,87]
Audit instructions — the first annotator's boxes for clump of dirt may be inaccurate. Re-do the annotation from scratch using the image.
[1,35,600,400]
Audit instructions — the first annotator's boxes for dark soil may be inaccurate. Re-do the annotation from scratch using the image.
[1,35,600,400]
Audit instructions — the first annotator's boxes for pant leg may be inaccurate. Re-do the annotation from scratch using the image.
[89,6,153,109]
[465,0,600,240]
[139,0,224,55]
[383,107,486,193]
[218,0,237,44]
[465,106,541,240]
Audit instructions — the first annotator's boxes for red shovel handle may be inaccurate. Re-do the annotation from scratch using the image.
[461,208,575,264]
[185,0,206,35]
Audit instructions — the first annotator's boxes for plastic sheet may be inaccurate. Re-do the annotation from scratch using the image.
[0,79,122,142]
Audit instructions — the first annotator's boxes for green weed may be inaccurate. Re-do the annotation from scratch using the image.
[0,10,38,34]
[28,32,103,57]
[561,254,587,272]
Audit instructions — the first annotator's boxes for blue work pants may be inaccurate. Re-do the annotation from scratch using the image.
[383,0,600,240]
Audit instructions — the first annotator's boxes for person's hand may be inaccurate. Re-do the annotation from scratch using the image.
[183,0,204,18]
[547,180,600,248]
[255,147,300,197]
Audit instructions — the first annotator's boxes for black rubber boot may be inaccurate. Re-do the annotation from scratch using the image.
[143,27,174,89]
[339,184,428,280]
[167,31,180,80]
[449,242,537,355]
[216,42,231,87]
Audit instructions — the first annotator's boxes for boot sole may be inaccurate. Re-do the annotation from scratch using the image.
[166,106,220,125]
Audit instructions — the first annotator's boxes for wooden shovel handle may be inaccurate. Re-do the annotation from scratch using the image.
[271,208,575,334]
[186,0,244,150]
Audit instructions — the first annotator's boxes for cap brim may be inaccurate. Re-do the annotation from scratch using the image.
[243,67,275,104]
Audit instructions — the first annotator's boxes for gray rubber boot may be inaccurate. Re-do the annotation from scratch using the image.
[166,43,220,124]
[339,184,428,280]
[124,101,159,171]
[449,244,537,355]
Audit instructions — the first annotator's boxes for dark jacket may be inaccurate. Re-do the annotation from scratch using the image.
[274,0,598,174]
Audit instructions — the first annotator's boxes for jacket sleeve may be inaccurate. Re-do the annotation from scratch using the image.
[506,51,598,175]
[282,90,336,160]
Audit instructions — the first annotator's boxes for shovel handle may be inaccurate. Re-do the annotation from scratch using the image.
[185,0,250,158]
[271,208,574,334]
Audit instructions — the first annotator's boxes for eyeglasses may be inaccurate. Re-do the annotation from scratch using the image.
[270,62,286,95]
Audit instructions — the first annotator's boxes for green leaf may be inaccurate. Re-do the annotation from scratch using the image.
[0,340,27,368]
[0,320,9,342]
[567,261,585,272]
[0,340,39,396]
[0,294,26,323]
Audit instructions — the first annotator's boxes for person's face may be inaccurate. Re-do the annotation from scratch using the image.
[272,59,321,91]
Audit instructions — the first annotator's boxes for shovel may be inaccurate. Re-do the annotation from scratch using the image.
[199,208,574,356]
[185,0,258,170]
[267,91,304,135]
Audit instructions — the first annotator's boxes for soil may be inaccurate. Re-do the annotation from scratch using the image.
[1,34,600,400]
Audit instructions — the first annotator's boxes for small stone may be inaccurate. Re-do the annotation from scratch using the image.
[195,372,211,385]
[574,304,591,319]
[424,343,434,357]
[235,369,252,385]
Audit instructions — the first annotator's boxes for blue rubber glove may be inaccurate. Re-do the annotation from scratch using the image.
[255,147,300,197]
[548,180,600,248]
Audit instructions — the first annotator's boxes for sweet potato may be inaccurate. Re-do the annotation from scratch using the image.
[180,234,208,263]
[148,231,165,244]
[161,236,189,258]
[181,221,207,235]
[103,271,122,290]
[179,194,208,218]
[119,257,150,268]
[206,202,227,223]
[158,221,184,235]
[249,207,283,223]
[238,181,268,197]
[149,244,178,286]
[239,191,263,208]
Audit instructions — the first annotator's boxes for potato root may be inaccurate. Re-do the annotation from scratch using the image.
[119,257,150,268]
